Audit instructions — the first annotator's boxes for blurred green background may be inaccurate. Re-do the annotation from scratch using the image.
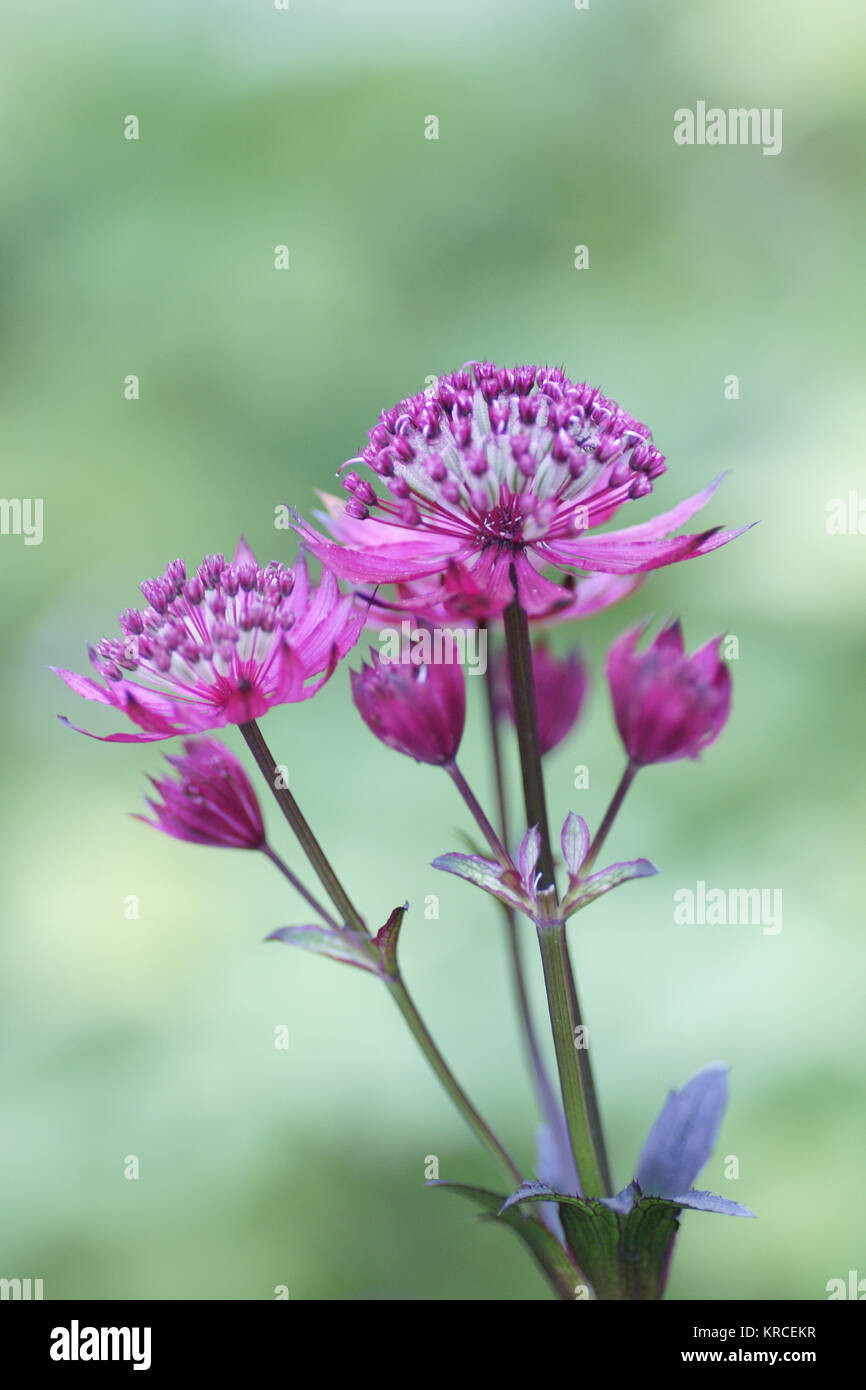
[2,0,864,1300]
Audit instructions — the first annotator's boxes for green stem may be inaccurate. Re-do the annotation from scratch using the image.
[503,583,612,1198]
[240,720,522,1189]
[502,589,556,890]
[385,971,524,1187]
[481,638,563,1136]
[446,760,512,866]
[239,720,367,934]
[536,920,606,1198]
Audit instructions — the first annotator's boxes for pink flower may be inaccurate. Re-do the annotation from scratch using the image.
[350,642,465,765]
[294,362,749,619]
[494,641,588,755]
[606,622,731,765]
[313,492,645,625]
[135,737,265,849]
[53,539,362,742]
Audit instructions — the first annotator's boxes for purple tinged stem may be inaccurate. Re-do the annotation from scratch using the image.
[259,842,341,930]
[446,760,512,866]
[384,974,524,1188]
[241,722,523,1188]
[583,760,639,876]
[481,637,563,1144]
[240,719,367,935]
[502,585,556,889]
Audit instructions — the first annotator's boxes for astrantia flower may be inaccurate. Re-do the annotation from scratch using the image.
[313,492,645,624]
[351,641,465,765]
[494,640,587,755]
[295,361,748,618]
[136,737,265,849]
[607,621,731,765]
[53,539,362,742]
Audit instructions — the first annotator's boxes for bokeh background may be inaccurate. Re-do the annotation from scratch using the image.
[2,0,864,1300]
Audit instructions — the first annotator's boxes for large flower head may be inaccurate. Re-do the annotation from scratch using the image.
[53,539,362,742]
[295,361,748,619]
[312,493,646,625]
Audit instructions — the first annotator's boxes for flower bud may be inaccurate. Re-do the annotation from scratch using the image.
[136,737,265,848]
[606,622,731,766]
[495,641,587,755]
[350,643,465,765]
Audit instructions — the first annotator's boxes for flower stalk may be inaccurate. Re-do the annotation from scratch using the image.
[445,760,511,866]
[582,760,639,877]
[240,718,523,1187]
[535,913,606,1199]
[383,973,524,1188]
[259,842,341,929]
[503,585,612,1199]
[240,719,367,935]
[481,638,562,1138]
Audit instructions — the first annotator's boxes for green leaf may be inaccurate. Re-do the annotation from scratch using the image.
[267,924,377,973]
[428,1181,580,1301]
[432,852,530,912]
[560,858,657,919]
[501,1185,679,1300]
[615,1196,681,1300]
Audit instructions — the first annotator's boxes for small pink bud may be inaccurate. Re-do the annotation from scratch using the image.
[351,643,465,765]
[136,737,265,848]
[606,622,731,766]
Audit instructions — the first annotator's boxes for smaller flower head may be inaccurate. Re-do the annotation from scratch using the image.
[351,637,465,765]
[606,621,731,766]
[52,538,362,742]
[494,640,587,755]
[136,737,265,849]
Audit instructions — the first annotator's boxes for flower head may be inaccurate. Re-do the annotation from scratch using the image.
[136,737,265,849]
[494,640,587,755]
[295,361,749,618]
[351,640,465,765]
[53,539,362,742]
[314,492,646,625]
[607,621,731,766]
